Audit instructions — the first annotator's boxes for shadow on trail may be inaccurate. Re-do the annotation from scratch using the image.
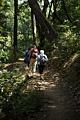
[0,59,79,120]
[36,66,80,120]
[36,67,79,120]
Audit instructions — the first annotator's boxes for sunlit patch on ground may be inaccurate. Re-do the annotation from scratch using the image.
[18,58,24,61]
[47,105,56,108]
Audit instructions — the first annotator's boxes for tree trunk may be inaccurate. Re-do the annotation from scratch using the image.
[42,0,49,16]
[48,0,53,19]
[40,0,49,47]
[28,0,58,41]
[52,0,63,24]
[62,0,71,22]
[31,10,38,46]
[14,0,18,60]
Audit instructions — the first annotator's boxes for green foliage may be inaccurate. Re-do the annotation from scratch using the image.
[0,0,80,74]
[0,64,42,120]
[0,0,34,67]
[0,36,14,66]
[60,52,80,107]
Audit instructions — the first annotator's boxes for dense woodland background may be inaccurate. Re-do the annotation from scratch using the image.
[0,0,80,119]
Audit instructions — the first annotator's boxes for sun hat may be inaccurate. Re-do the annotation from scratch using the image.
[40,50,44,54]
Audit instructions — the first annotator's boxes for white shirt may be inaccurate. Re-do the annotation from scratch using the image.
[36,53,48,65]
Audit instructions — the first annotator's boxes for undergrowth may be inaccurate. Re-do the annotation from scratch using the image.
[60,51,80,114]
[0,62,43,120]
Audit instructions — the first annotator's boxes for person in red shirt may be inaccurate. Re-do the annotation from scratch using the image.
[28,45,39,77]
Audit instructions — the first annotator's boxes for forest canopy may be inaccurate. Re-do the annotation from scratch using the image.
[0,0,80,66]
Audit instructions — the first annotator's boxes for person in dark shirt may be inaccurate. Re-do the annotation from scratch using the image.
[24,47,30,69]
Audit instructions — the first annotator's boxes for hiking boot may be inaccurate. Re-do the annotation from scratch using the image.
[25,66,29,70]
[27,72,33,78]
[40,75,44,80]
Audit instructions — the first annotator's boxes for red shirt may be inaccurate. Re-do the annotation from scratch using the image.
[29,48,39,59]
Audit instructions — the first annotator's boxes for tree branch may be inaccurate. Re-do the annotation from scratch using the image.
[28,0,58,41]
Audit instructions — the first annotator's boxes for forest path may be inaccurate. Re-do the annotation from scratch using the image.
[24,59,77,120]
[4,58,78,120]
[36,67,76,120]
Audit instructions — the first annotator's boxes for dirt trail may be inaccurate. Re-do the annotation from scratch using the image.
[34,67,77,120]
[4,58,78,120]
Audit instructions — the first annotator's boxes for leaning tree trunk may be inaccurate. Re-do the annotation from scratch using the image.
[37,0,49,48]
[28,0,58,42]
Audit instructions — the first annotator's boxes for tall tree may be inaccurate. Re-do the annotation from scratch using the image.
[31,10,38,46]
[14,0,18,60]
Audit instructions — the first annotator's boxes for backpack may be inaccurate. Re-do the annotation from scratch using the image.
[40,55,46,65]
[24,50,30,63]
[31,48,38,58]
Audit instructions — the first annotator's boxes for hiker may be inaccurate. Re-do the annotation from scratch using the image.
[36,50,48,80]
[24,47,30,69]
[28,45,39,77]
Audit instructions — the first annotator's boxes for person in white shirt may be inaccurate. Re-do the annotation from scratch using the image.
[36,50,48,80]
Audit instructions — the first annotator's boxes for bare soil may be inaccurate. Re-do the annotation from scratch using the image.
[3,58,79,120]
[35,67,77,120]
